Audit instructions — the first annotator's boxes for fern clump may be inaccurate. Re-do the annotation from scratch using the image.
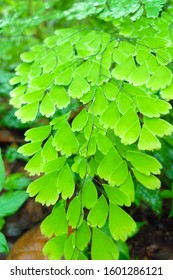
[9,6,173,260]
[64,0,167,20]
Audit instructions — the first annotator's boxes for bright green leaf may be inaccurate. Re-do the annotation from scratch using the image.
[41,51,57,73]
[129,62,150,86]
[67,196,81,228]
[64,234,78,260]
[55,67,73,86]
[103,184,130,206]
[109,203,136,241]
[41,204,68,238]
[68,73,90,98]
[126,150,162,175]
[132,169,161,190]
[87,61,102,85]
[138,125,161,150]
[147,66,172,90]
[82,180,98,209]
[136,48,150,65]
[113,48,126,64]
[143,37,168,49]
[156,49,172,65]
[143,0,166,18]
[29,61,42,79]
[9,95,23,111]
[51,112,70,126]
[112,56,136,81]
[27,171,59,206]
[136,95,171,117]
[9,76,21,85]
[147,55,160,74]
[57,164,75,199]
[118,41,136,57]
[75,60,92,77]
[15,101,39,122]
[96,133,112,155]
[103,82,119,101]
[89,87,108,116]
[97,147,122,182]
[144,117,173,137]
[21,51,37,62]
[50,86,70,109]
[91,227,119,260]
[41,136,58,162]
[114,108,141,145]
[42,157,66,174]
[80,134,97,157]
[117,92,134,115]
[25,125,51,142]
[40,93,55,117]
[43,234,66,260]
[21,90,44,104]
[119,173,135,203]
[25,150,43,175]
[72,156,87,178]
[84,114,93,140]
[75,221,91,251]
[53,123,79,156]
[29,73,54,89]
[100,101,120,129]
[87,195,108,228]
[161,80,173,100]
[10,85,26,98]
[109,161,128,186]
[72,109,88,131]
[18,141,42,156]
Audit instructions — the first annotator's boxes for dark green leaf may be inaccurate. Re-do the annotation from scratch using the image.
[0,232,9,254]
[0,191,28,217]
[0,149,5,192]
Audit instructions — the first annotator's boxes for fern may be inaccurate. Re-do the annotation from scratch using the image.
[64,0,167,20]
[9,7,173,260]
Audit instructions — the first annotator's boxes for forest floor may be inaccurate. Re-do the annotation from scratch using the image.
[127,207,173,260]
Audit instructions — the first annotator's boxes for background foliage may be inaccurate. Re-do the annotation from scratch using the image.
[0,0,173,260]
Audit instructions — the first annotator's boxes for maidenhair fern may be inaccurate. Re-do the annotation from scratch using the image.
[64,0,167,20]
[10,7,173,260]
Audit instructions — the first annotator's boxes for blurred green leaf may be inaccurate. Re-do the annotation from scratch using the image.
[0,232,9,254]
[0,149,5,192]
[5,146,28,163]
[0,190,28,217]
[4,173,31,190]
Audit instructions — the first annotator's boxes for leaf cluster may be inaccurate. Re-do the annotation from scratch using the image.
[0,149,30,254]
[64,0,167,21]
[10,7,173,259]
